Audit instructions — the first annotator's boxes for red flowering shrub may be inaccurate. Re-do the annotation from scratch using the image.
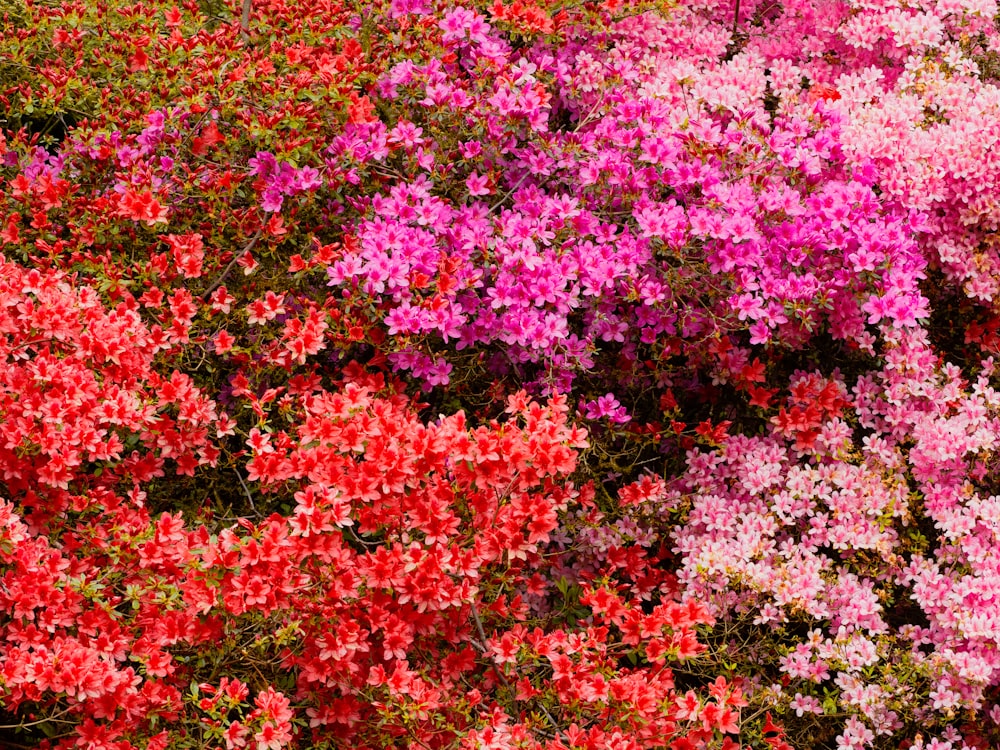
[0,342,738,748]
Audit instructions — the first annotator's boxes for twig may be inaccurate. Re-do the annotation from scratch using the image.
[572,96,606,134]
[235,468,256,513]
[469,598,494,654]
[468,600,562,736]
[200,228,264,301]
[489,171,533,213]
[0,708,74,729]
[240,0,252,40]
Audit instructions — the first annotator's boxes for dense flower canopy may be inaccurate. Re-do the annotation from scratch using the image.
[3,0,1000,749]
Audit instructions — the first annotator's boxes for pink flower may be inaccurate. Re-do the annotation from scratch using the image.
[254,721,291,750]
[224,722,248,749]
[466,171,491,196]
[789,693,823,717]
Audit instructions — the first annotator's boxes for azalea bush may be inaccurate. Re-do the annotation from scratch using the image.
[4,0,1000,748]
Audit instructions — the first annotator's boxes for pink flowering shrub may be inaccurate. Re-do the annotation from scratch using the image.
[609,328,1000,748]
[321,5,931,403]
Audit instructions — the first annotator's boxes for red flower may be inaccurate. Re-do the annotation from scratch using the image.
[807,83,841,102]
[119,188,169,225]
[192,122,225,156]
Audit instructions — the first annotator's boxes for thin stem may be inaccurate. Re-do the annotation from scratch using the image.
[200,228,263,301]
[468,600,562,736]
[240,0,252,40]
[489,171,532,213]
[571,96,606,134]
[235,468,256,513]
[0,708,74,729]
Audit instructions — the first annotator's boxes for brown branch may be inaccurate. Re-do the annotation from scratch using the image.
[200,228,264,301]
[468,600,562,737]
[240,0,252,40]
